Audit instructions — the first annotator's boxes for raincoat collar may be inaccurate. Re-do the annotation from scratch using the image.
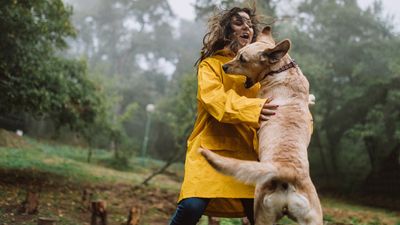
[214,48,235,58]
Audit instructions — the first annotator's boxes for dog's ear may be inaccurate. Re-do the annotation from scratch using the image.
[257,26,274,43]
[261,39,291,63]
[261,26,272,36]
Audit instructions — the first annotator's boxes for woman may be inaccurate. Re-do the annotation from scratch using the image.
[169,7,277,225]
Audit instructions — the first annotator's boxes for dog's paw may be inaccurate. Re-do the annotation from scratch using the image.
[308,94,316,105]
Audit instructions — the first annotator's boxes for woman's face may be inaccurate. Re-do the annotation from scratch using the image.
[230,11,254,49]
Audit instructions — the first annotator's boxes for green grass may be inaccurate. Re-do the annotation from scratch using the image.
[0,139,182,188]
[1,138,399,225]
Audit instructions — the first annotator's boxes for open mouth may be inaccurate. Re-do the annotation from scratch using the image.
[240,33,250,42]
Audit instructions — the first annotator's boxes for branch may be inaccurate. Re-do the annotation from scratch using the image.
[132,125,192,190]
[133,150,185,190]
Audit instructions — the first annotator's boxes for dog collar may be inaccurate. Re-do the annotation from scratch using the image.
[260,59,298,80]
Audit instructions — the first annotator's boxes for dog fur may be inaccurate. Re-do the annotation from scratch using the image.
[199,26,323,225]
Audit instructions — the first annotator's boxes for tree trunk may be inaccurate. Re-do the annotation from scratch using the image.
[362,144,400,199]
[313,129,330,177]
[111,139,119,159]
[115,143,119,159]
[363,136,377,173]
[87,137,93,163]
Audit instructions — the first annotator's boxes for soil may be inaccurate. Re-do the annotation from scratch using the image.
[0,179,177,225]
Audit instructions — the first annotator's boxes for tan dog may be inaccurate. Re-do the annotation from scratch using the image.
[199,26,323,225]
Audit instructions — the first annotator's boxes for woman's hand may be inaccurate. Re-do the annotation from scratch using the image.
[259,100,279,122]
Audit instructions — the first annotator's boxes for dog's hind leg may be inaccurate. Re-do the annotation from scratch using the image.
[253,185,285,225]
[254,197,277,225]
[292,180,323,225]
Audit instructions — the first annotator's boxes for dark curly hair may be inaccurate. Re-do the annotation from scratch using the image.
[195,7,260,67]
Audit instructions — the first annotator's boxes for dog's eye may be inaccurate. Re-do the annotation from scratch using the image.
[239,54,246,63]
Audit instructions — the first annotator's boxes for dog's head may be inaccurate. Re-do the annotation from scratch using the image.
[222,26,291,88]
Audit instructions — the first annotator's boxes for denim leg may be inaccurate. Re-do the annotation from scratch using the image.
[241,198,255,225]
[169,198,210,225]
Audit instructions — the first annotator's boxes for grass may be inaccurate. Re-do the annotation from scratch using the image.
[320,197,400,225]
[0,138,183,191]
[0,136,400,225]
[0,137,182,225]
[0,146,140,184]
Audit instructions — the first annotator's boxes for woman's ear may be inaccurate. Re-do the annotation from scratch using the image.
[261,39,291,63]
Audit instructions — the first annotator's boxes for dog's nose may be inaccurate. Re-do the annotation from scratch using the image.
[222,64,228,73]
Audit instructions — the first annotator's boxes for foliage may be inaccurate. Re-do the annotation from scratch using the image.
[192,0,400,195]
[3,0,399,200]
[287,0,400,191]
[68,0,176,75]
[152,73,198,159]
[0,0,104,131]
[194,0,277,20]
[65,0,180,157]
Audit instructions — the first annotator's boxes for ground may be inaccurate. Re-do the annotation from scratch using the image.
[0,129,399,225]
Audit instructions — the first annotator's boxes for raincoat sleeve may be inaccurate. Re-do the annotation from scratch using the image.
[197,58,267,128]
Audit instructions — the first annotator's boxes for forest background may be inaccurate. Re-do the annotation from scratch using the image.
[1,0,400,220]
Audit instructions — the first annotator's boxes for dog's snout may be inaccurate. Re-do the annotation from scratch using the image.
[222,64,229,73]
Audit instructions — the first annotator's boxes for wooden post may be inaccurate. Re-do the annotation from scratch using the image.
[19,190,39,214]
[37,217,58,225]
[126,206,141,225]
[90,200,107,225]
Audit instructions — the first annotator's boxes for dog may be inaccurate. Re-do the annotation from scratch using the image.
[199,26,323,225]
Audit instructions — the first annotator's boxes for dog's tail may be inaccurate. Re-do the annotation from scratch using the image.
[199,147,296,185]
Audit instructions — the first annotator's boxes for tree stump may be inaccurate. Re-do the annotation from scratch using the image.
[126,206,142,225]
[19,190,39,214]
[37,217,58,225]
[90,200,107,225]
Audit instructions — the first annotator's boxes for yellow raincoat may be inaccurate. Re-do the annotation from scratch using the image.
[177,49,267,217]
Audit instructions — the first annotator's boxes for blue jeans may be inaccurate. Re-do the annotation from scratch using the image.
[168,198,254,225]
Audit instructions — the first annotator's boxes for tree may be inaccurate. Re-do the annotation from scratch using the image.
[289,0,400,193]
[194,0,277,19]
[0,0,102,130]
[154,73,198,159]
[65,0,180,157]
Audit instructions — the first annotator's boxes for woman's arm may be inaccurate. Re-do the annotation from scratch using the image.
[197,59,276,127]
